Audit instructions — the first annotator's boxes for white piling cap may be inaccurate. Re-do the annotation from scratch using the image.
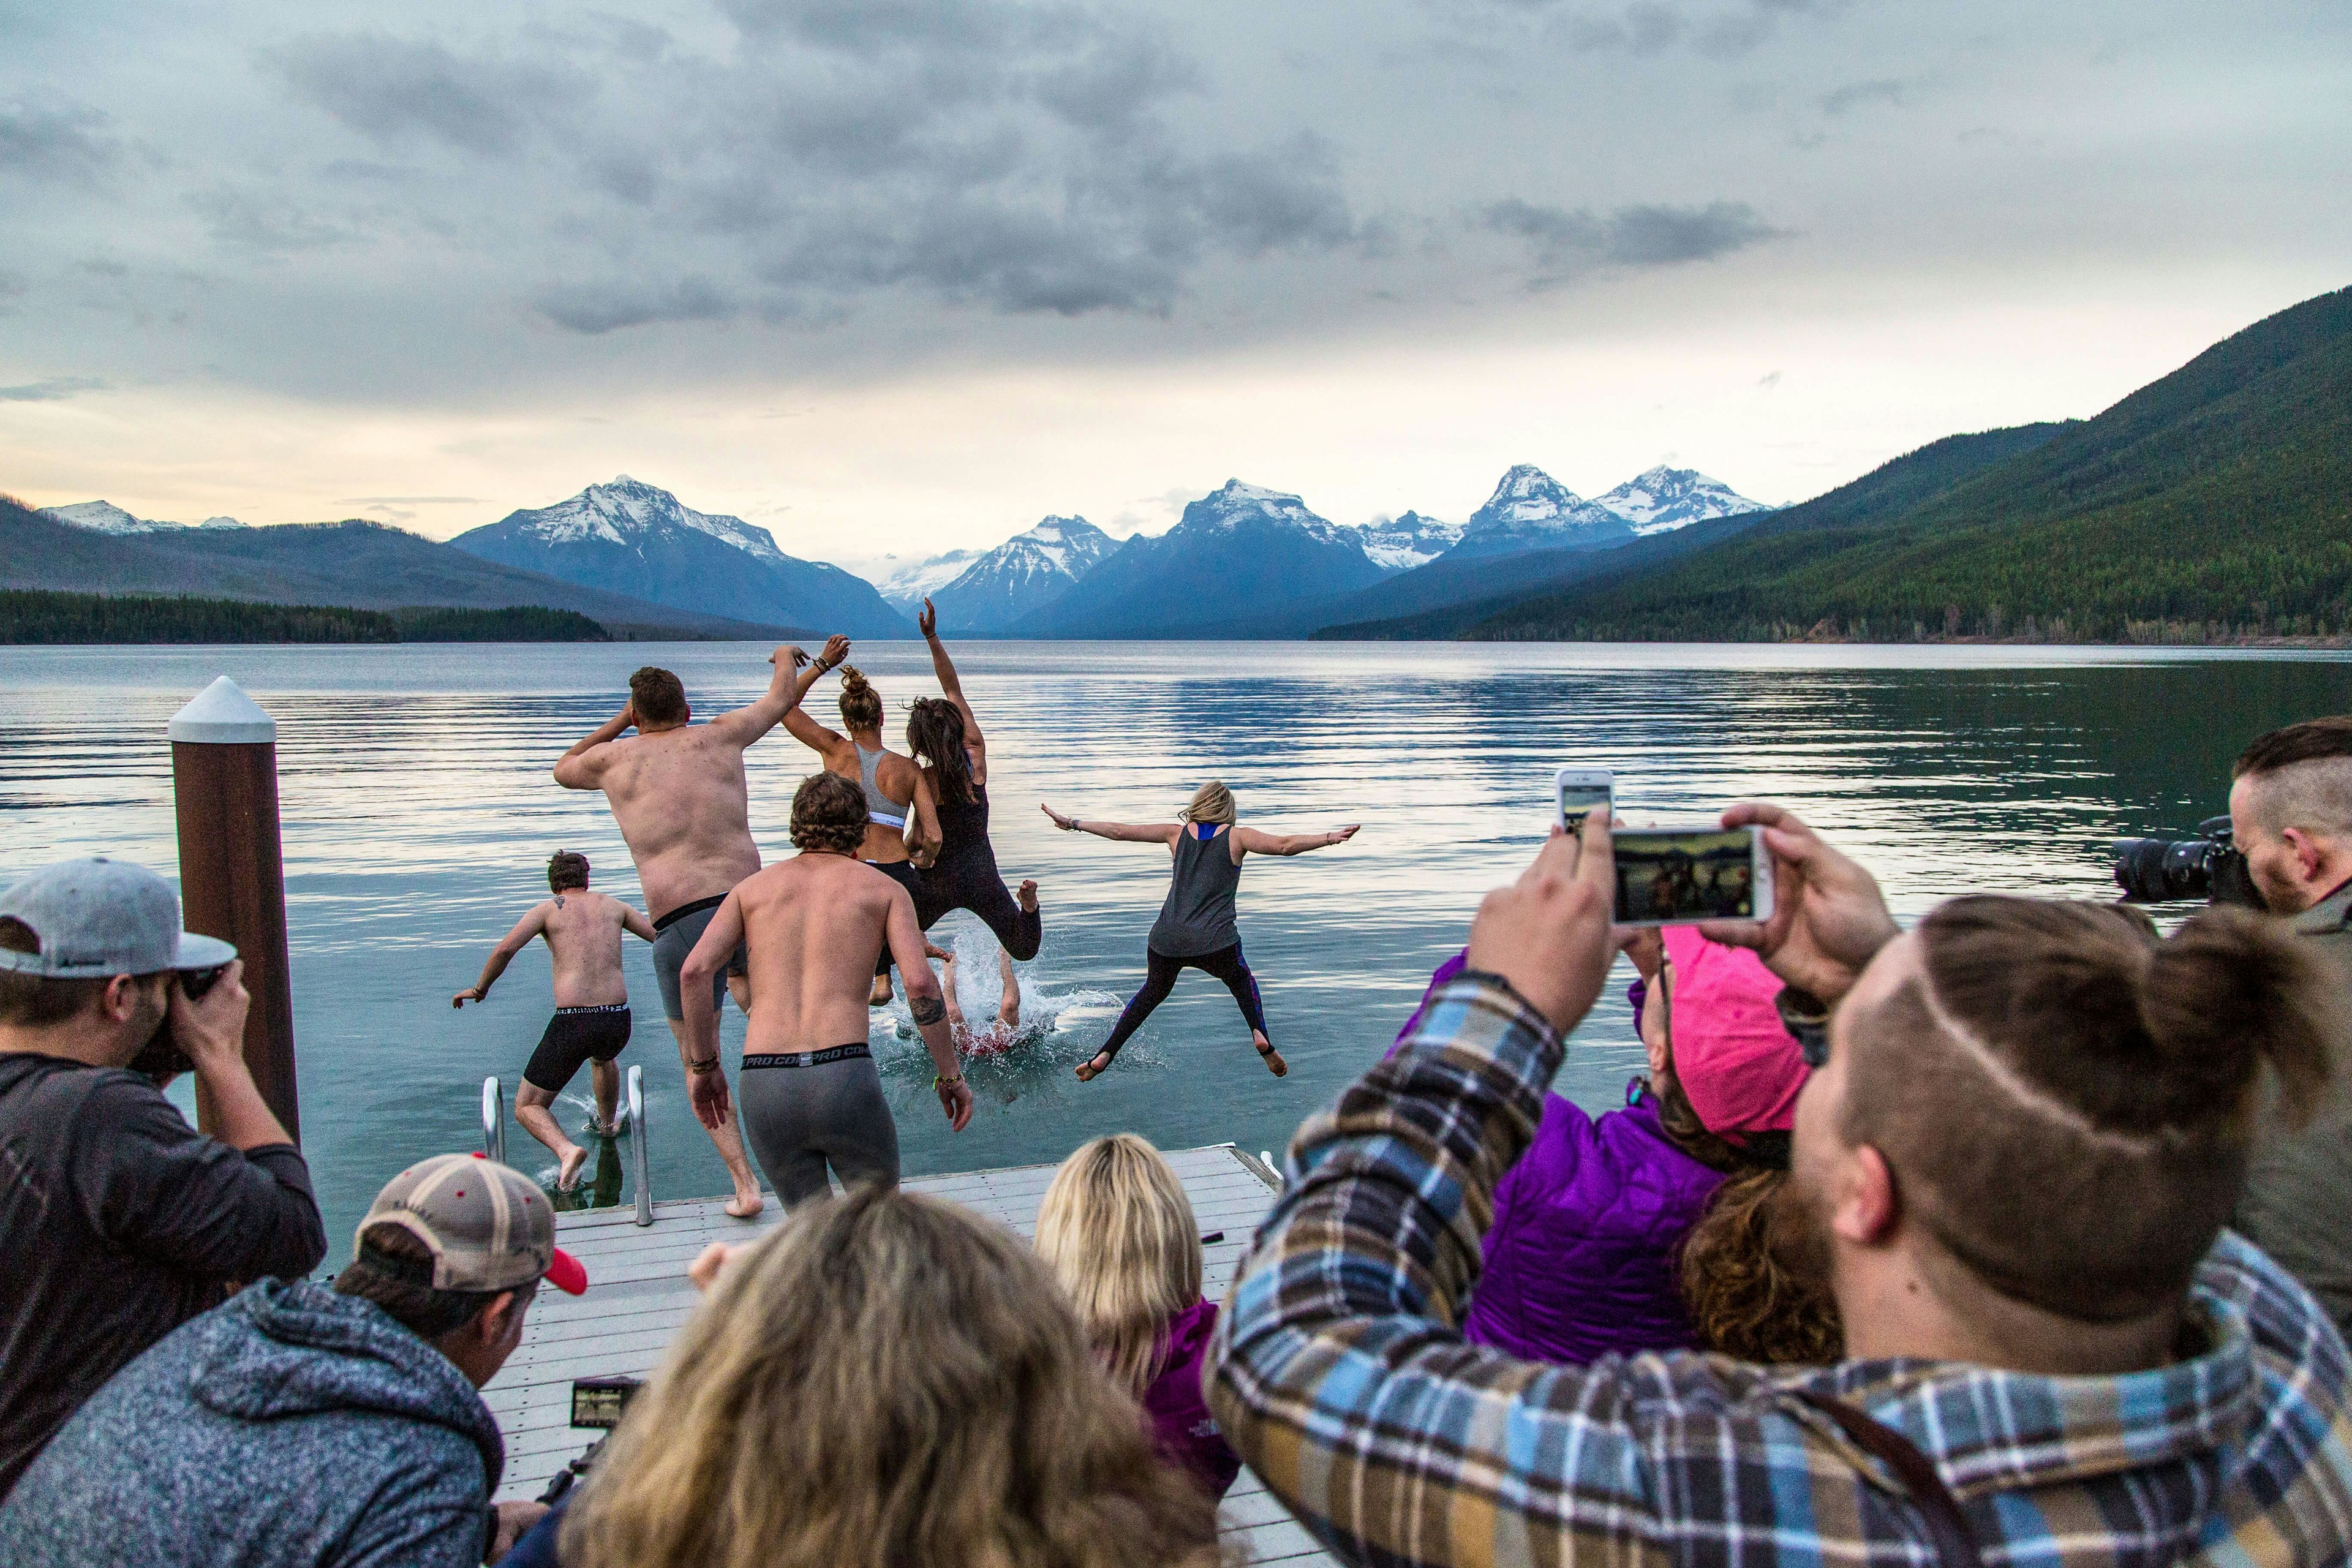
[168,676,276,744]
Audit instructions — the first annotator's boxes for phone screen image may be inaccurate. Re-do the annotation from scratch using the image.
[1613,829,1759,923]
[1557,780,1613,826]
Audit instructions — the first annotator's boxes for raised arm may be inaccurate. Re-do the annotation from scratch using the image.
[710,637,845,750]
[918,598,987,783]
[1232,823,1360,859]
[779,636,852,757]
[453,904,549,1005]
[679,892,748,1129]
[552,705,635,791]
[1041,805,1179,846]
[886,886,973,1133]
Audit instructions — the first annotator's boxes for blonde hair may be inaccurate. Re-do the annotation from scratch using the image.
[561,1185,1218,1568]
[1035,1134,1204,1393]
[1179,782,1235,827]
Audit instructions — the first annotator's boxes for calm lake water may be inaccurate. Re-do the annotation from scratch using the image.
[5,641,2350,1259]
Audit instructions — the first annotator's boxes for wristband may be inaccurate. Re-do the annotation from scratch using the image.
[687,1055,721,1076]
[934,1073,964,1088]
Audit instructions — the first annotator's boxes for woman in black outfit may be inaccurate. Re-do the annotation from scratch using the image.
[907,600,1042,997]
[1041,782,1358,1082]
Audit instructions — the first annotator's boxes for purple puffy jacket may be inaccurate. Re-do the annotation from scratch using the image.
[1140,1298,1242,1499]
[1392,954,1724,1365]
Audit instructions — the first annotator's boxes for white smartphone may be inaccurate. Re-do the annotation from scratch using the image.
[1555,767,1614,831]
[1611,822,1776,927]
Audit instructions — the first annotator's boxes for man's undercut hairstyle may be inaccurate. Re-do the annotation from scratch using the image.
[548,851,590,892]
[790,771,870,854]
[1842,897,2338,1321]
[0,914,108,1026]
[2234,717,2352,837]
[628,666,689,729]
[333,1223,516,1339]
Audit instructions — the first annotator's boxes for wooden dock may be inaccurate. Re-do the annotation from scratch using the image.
[481,1144,1337,1567]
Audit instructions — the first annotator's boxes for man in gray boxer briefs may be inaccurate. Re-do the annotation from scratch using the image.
[554,647,827,1219]
[677,772,974,1208]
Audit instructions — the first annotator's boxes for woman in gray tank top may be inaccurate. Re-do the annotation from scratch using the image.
[1041,782,1359,1082]
[780,641,940,1005]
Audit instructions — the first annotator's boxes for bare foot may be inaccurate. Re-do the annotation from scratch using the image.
[1256,1033,1287,1077]
[869,976,894,1008]
[556,1145,588,1191]
[724,1185,764,1219]
[1074,1050,1111,1082]
[1017,879,1038,912]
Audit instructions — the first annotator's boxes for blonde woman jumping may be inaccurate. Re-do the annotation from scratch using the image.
[1041,782,1357,1082]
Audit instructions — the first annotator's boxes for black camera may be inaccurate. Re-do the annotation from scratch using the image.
[128,965,230,1079]
[2112,816,2263,907]
[535,1377,647,1506]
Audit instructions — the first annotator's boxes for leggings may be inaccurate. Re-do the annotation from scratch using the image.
[736,1046,900,1208]
[884,851,1042,976]
[1096,943,1267,1064]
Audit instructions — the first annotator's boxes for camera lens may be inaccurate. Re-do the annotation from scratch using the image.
[2112,837,2215,903]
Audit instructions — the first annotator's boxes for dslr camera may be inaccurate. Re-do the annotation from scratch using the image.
[2111,815,2263,907]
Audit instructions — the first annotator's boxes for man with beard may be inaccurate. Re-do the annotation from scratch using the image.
[1210,808,2352,1568]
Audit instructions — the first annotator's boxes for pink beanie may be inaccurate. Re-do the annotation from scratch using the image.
[1660,927,1807,1140]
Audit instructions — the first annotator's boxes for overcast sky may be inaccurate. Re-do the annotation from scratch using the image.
[2,0,2346,575]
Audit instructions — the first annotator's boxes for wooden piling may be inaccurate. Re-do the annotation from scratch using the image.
[168,677,300,1144]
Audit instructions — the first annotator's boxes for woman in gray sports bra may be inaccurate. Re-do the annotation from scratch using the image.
[1042,781,1359,1082]
[782,644,939,1004]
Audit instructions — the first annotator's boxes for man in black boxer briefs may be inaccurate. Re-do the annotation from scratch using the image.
[453,851,655,1191]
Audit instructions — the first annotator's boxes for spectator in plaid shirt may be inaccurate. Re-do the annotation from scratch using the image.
[1210,804,2352,1567]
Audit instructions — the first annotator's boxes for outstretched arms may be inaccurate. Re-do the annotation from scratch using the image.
[710,637,845,750]
[918,598,987,785]
[453,905,549,1005]
[1234,824,1360,859]
[552,706,635,791]
[1041,805,1180,846]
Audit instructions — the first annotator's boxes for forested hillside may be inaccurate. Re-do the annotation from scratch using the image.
[1469,285,2352,643]
[0,590,608,644]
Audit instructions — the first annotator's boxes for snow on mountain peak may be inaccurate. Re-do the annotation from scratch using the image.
[1186,480,1355,546]
[1593,466,1773,535]
[514,477,791,564]
[42,500,247,534]
[1355,509,1464,571]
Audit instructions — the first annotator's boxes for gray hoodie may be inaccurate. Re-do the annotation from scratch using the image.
[0,1277,503,1568]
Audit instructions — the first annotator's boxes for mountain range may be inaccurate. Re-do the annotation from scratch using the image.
[24,459,1772,643]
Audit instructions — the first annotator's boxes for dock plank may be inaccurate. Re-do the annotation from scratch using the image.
[481,1144,1337,1565]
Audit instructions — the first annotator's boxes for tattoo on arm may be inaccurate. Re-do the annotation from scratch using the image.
[910,995,947,1026]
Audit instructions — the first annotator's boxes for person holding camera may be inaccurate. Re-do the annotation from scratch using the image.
[0,858,326,1501]
[2228,717,2352,1343]
[1209,807,2352,1567]
[0,1153,587,1567]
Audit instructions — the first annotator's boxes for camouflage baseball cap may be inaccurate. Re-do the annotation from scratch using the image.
[356,1154,587,1295]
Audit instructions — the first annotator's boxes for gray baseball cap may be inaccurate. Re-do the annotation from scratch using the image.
[358,1154,587,1295]
[0,858,238,979]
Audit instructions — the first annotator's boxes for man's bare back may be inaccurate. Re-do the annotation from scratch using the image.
[556,717,762,921]
[453,886,654,1009]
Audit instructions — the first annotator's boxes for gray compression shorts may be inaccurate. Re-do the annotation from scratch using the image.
[650,895,748,1023]
[736,1044,900,1208]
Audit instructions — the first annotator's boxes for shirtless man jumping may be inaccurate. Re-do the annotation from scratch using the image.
[678,772,974,1208]
[452,850,654,1190]
[553,649,819,1218]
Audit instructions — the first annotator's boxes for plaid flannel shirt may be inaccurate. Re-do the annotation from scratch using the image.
[1207,970,2352,1567]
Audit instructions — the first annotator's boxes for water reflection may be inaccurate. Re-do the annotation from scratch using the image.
[4,641,2349,1256]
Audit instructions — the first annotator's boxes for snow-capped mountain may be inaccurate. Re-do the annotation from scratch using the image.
[876,549,984,613]
[450,476,910,636]
[43,500,246,533]
[930,516,1116,632]
[1436,465,1632,562]
[1593,466,1773,535]
[1354,510,1463,570]
[1017,480,1389,637]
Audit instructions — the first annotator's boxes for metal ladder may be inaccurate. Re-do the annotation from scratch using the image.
[480,1068,654,1226]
